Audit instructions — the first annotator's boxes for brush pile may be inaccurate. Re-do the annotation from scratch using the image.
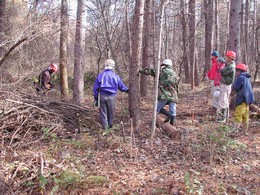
[0,91,100,148]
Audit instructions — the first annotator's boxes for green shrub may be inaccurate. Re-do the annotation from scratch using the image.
[54,169,83,190]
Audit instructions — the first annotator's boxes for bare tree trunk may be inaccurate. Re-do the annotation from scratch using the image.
[195,48,199,86]
[214,0,219,51]
[163,12,169,58]
[243,0,249,64]
[129,0,145,130]
[252,0,259,85]
[189,0,196,89]
[240,2,245,63]
[141,0,152,97]
[151,0,169,139]
[0,0,5,34]
[125,0,132,63]
[73,0,85,105]
[180,0,190,83]
[224,1,230,53]
[0,0,6,57]
[227,0,242,62]
[204,0,213,77]
[59,0,69,100]
[252,25,260,87]
[228,0,242,110]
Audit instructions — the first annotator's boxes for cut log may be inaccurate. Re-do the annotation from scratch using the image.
[156,115,181,140]
[250,104,260,116]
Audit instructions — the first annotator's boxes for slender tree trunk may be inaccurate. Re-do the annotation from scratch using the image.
[0,0,6,56]
[240,2,245,63]
[129,0,145,130]
[151,0,169,139]
[243,0,249,64]
[125,0,132,63]
[59,0,69,100]
[228,0,242,110]
[180,0,190,83]
[227,0,242,62]
[73,0,85,105]
[189,0,196,89]
[214,0,219,51]
[164,12,169,58]
[141,0,152,97]
[204,0,213,77]
[195,48,199,86]
[224,1,230,53]
[0,0,5,33]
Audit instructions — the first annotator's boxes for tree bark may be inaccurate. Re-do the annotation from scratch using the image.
[227,0,242,110]
[129,0,145,130]
[227,0,242,62]
[180,0,190,83]
[213,0,219,51]
[151,0,169,139]
[141,0,153,97]
[59,0,69,100]
[73,0,85,105]
[204,0,213,76]
[0,0,5,34]
[189,0,196,89]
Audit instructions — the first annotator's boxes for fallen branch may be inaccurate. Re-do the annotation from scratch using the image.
[5,99,57,115]
[0,37,28,66]
[156,115,181,140]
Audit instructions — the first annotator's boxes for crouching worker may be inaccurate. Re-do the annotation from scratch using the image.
[139,59,179,125]
[232,64,255,131]
[34,63,59,94]
[93,59,129,130]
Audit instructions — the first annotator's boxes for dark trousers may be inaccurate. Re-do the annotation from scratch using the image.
[100,95,115,129]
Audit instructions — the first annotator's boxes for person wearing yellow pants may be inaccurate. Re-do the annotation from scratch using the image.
[232,64,255,131]
[234,103,250,131]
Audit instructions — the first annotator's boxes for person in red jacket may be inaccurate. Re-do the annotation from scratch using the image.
[207,51,219,108]
[213,57,225,115]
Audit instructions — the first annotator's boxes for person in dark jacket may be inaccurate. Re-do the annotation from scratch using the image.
[93,59,128,130]
[232,63,254,131]
[35,63,58,94]
[139,59,179,125]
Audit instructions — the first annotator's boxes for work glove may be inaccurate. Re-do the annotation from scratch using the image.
[94,100,98,107]
[46,84,51,90]
[138,67,149,74]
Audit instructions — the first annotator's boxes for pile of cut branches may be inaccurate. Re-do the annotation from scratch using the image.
[0,91,100,148]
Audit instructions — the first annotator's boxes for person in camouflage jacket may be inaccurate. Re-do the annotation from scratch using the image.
[139,59,179,125]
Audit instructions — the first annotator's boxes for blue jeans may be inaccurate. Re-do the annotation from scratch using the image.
[100,95,116,129]
[157,100,176,116]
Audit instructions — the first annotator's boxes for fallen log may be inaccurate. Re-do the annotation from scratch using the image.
[250,104,260,116]
[156,115,181,140]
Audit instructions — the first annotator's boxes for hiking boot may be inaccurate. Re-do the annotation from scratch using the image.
[159,108,175,125]
[170,115,176,125]
[159,108,169,117]
[217,108,227,123]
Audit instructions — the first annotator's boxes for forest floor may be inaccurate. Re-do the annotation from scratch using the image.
[0,81,260,194]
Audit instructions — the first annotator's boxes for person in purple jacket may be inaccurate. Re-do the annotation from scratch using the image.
[93,59,129,130]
